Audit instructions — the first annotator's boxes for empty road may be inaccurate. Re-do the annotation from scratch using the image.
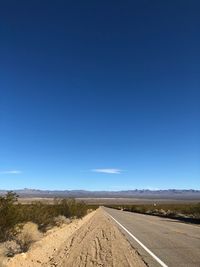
[103,207,200,267]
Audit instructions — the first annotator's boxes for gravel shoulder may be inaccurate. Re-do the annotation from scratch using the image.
[3,208,146,267]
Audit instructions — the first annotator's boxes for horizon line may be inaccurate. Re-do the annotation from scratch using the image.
[0,188,199,192]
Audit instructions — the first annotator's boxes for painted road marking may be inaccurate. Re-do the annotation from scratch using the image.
[107,212,168,267]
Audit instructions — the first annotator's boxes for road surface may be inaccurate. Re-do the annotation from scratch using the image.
[103,207,200,267]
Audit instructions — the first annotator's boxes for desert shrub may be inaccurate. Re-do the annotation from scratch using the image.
[54,215,71,226]
[53,198,88,219]
[14,222,41,252]
[3,222,41,256]
[21,202,57,231]
[0,192,19,241]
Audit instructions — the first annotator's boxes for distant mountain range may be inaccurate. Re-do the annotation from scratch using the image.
[0,189,200,199]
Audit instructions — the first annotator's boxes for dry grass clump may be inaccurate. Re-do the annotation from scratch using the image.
[15,222,42,252]
[4,222,42,257]
[54,215,71,226]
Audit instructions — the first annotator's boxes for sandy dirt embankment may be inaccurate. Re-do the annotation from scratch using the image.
[4,208,146,267]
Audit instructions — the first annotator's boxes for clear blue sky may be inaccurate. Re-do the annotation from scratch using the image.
[0,1,199,190]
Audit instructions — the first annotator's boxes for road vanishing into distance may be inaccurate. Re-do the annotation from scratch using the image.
[103,207,200,267]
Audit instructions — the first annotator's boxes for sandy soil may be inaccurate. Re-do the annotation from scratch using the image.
[3,208,146,267]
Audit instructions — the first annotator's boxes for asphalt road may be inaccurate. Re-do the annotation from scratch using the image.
[103,207,200,267]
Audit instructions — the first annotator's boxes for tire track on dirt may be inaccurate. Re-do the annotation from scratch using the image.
[46,208,147,267]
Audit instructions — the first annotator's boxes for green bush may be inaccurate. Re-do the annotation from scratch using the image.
[0,192,19,241]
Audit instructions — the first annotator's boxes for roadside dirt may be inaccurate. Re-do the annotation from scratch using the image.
[4,208,146,267]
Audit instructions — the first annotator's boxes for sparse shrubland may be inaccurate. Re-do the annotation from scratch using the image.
[106,203,200,223]
[4,222,41,256]
[0,191,96,256]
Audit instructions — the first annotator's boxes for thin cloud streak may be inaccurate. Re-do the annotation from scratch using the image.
[91,168,122,174]
[0,170,22,175]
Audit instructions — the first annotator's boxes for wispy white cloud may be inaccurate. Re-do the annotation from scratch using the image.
[91,168,122,174]
[0,170,22,175]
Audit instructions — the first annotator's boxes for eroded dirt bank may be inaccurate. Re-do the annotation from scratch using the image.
[4,208,146,267]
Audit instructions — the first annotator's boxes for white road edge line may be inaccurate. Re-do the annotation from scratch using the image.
[106,212,168,267]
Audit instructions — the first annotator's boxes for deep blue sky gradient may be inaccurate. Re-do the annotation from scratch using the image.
[0,1,199,190]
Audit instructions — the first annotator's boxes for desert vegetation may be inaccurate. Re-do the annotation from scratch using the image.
[0,191,96,256]
[106,203,200,223]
